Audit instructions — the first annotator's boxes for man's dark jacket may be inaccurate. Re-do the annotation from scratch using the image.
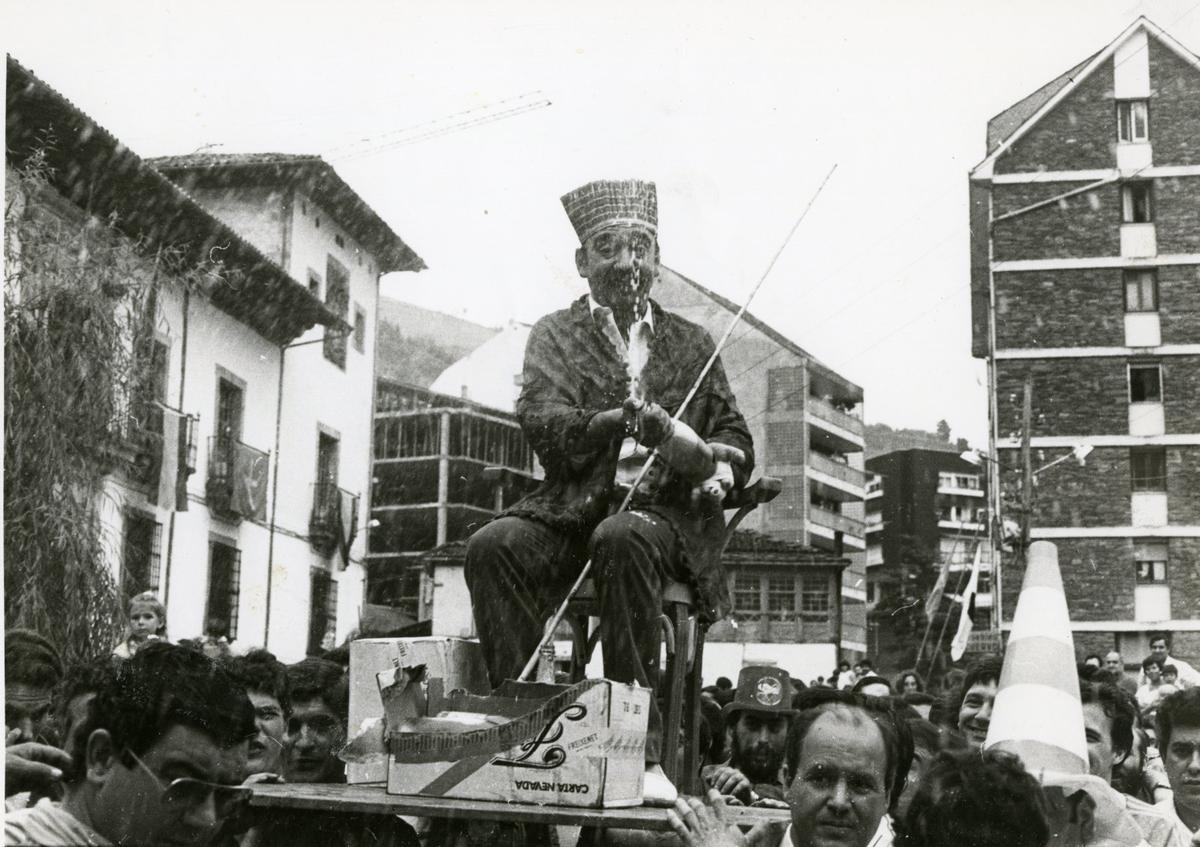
[501,294,754,622]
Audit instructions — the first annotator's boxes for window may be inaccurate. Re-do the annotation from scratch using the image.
[1131,447,1166,492]
[323,256,350,369]
[733,573,760,614]
[307,568,338,655]
[1129,364,1162,403]
[334,234,345,249]
[1117,100,1149,142]
[1124,269,1158,312]
[136,339,170,435]
[307,270,321,297]
[353,305,366,353]
[1135,559,1167,584]
[767,575,795,619]
[314,431,340,524]
[216,376,244,443]
[121,511,161,597]
[205,540,242,640]
[801,574,830,613]
[1122,183,1153,223]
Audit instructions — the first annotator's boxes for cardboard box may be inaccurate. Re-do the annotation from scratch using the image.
[386,678,649,808]
[344,637,490,784]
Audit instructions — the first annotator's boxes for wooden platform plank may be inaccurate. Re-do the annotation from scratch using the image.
[249,783,791,832]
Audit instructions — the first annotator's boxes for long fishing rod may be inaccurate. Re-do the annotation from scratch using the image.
[517,164,838,681]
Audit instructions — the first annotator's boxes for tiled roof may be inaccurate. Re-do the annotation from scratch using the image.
[6,56,341,346]
[985,52,1099,154]
[150,152,425,274]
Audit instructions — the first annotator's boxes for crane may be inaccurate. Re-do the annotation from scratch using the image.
[323,91,552,162]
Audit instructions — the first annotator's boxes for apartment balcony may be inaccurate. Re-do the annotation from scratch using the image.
[206,436,270,522]
[805,396,864,454]
[806,450,866,502]
[310,481,359,556]
[106,403,197,490]
[807,505,865,552]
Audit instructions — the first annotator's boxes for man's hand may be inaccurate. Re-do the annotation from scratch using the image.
[666,790,787,847]
[6,741,72,796]
[709,444,747,467]
[635,402,674,447]
[584,408,628,446]
[705,765,752,801]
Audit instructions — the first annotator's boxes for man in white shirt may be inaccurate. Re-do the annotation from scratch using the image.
[1140,635,1200,688]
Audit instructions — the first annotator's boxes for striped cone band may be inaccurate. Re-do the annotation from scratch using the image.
[984,683,1088,770]
[1007,586,1074,646]
[983,541,1088,774]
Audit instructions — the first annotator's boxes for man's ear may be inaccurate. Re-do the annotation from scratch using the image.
[574,246,588,278]
[85,729,118,785]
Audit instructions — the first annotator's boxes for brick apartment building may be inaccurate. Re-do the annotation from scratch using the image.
[969,18,1200,665]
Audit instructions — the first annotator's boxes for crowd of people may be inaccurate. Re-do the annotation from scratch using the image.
[671,635,1200,847]
[3,592,418,846]
[6,603,1200,846]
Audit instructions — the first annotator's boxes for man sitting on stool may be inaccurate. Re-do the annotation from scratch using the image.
[465,178,754,805]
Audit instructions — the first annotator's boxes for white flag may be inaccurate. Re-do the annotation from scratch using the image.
[950,544,983,661]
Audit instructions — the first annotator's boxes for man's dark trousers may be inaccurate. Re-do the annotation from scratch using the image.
[465,510,686,765]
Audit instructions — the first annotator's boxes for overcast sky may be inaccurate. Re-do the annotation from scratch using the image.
[6,0,1199,445]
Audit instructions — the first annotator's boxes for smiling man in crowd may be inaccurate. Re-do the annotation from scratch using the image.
[5,642,255,847]
[702,667,796,803]
[952,655,1003,749]
[1157,688,1200,838]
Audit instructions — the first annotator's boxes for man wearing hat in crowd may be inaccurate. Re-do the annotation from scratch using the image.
[465,178,753,804]
[700,666,795,804]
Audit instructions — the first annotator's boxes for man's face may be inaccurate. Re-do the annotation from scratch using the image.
[1104,652,1123,673]
[284,697,344,783]
[91,724,248,847]
[6,681,55,743]
[787,709,889,847]
[246,690,286,776]
[957,679,998,748]
[730,711,790,783]
[1082,702,1120,782]
[1150,640,1169,662]
[575,225,658,317]
[1163,723,1200,817]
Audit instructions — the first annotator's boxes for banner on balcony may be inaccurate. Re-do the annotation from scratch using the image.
[231,444,269,521]
[155,409,190,512]
[337,489,358,570]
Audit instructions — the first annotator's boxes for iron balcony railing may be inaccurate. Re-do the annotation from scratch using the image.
[206,436,269,521]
